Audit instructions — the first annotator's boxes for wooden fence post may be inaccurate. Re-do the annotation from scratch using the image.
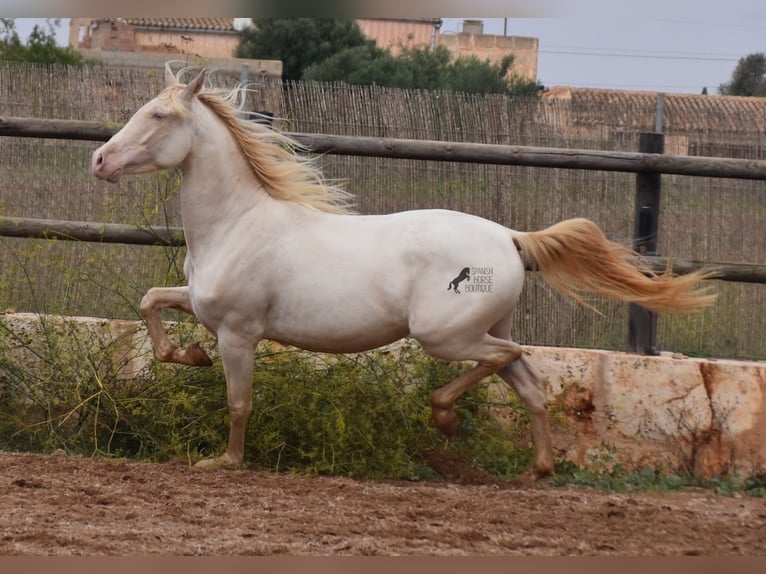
[627,131,664,354]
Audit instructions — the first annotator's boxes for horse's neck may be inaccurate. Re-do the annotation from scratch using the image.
[178,122,271,254]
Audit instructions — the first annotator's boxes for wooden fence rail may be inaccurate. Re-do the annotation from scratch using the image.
[2,216,763,284]
[0,216,184,246]
[2,117,766,286]
[2,115,766,355]
[4,116,766,180]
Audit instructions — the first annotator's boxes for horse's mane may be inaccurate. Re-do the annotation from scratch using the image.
[162,67,353,215]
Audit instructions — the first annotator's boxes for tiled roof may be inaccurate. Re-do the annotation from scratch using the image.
[125,18,236,32]
[543,86,766,133]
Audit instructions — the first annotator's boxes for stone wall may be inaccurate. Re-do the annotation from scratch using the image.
[512,346,766,478]
[77,48,282,79]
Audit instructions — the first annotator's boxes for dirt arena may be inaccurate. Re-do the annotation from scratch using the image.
[1,451,764,556]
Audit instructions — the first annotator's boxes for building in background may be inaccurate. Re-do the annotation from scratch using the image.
[356,18,441,55]
[69,18,280,78]
[438,19,538,82]
[70,18,241,58]
[355,18,538,82]
[69,18,538,83]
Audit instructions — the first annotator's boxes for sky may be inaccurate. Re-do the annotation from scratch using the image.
[9,10,766,95]
[441,15,766,94]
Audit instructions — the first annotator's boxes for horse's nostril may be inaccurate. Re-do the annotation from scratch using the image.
[96,153,104,167]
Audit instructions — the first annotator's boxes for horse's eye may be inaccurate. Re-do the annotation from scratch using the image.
[152,112,166,121]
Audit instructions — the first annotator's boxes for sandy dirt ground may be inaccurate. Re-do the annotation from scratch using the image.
[1,451,765,556]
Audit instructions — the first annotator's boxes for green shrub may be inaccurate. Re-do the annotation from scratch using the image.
[0,323,532,481]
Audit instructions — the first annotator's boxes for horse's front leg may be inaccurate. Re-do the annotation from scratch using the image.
[195,329,256,468]
[139,286,212,366]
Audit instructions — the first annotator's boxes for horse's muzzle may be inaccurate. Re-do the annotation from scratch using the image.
[91,148,122,183]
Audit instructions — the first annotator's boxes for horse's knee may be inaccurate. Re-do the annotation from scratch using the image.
[139,289,158,320]
[227,397,252,423]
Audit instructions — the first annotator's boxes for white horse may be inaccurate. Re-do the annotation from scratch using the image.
[91,67,715,482]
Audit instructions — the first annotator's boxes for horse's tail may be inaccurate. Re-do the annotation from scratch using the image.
[511,218,717,314]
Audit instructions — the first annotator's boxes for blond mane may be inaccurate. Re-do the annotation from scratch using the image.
[162,68,353,215]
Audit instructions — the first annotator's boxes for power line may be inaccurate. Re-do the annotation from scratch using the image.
[639,17,766,32]
[540,48,741,63]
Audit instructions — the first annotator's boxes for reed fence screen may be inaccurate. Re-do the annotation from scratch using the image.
[1,62,764,359]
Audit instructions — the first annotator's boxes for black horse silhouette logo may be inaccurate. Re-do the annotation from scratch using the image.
[447,267,470,294]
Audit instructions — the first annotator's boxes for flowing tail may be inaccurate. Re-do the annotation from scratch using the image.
[511,218,717,314]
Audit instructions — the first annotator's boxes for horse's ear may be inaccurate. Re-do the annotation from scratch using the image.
[164,64,177,88]
[180,69,206,102]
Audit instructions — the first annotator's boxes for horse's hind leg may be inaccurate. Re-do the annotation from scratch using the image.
[420,307,553,483]
[429,364,496,437]
[140,286,212,366]
[424,334,523,438]
[497,356,553,482]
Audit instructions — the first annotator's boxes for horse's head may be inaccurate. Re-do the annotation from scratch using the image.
[91,69,206,183]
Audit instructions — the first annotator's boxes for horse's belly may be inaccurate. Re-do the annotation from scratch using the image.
[264,311,409,354]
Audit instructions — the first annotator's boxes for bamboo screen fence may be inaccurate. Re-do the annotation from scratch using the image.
[1,62,764,359]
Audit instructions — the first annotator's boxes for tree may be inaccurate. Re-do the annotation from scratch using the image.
[443,53,521,95]
[302,44,412,88]
[394,44,454,90]
[236,18,373,81]
[718,52,766,97]
[0,19,84,66]
[305,44,541,97]
[238,18,541,96]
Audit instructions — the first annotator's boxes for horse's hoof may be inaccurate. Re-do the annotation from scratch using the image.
[512,466,552,486]
[193,454,241,469]
[185,342,213,366]
[431,405,458,438]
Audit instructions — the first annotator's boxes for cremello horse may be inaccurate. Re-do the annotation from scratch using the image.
[91,67,715,482]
